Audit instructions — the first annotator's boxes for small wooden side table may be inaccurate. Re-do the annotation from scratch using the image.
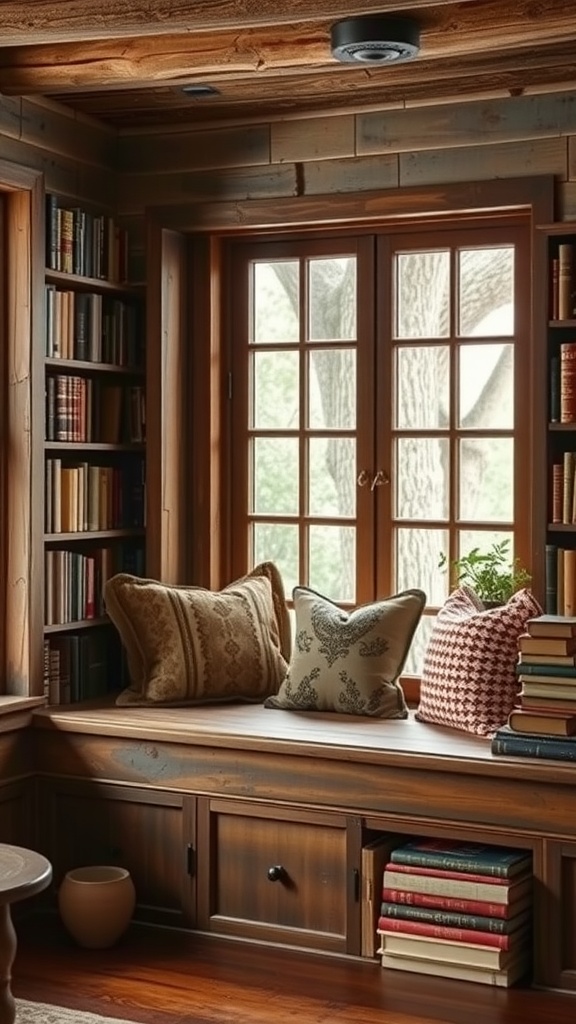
[0,844,52,1024]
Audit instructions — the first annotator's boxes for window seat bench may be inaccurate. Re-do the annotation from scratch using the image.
[27,700,576,992]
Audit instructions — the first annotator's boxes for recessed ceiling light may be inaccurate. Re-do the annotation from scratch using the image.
[181,84,220,98]
[331,14,421,65]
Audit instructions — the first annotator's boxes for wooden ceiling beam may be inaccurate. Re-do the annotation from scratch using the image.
[1,5,576,95]
[0,0,477,47]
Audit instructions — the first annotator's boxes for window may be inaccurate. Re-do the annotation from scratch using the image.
[226,214,532,679]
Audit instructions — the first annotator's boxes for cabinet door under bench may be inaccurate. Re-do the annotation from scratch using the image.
[196,798,361,953]
[37,777,195,928]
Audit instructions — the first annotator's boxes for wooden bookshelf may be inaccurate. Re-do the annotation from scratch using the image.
[42,194,147,704]
[538,223,576,617]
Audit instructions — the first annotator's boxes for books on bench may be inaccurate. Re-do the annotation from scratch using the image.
[378,839,532,987]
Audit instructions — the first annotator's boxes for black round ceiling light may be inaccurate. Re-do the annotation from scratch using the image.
[330,14,421,65]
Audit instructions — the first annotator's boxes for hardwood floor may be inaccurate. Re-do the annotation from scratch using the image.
[12,915,576,1024]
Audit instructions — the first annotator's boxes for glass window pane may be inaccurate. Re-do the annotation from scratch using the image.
[458,530,513,565]
[459,247,514,337]
[395,346,449,429]
[395,251,450,339]
[459,438,513,522]
[252,350,299,429]
[309,438,356,517]
[253,523,299,597]
[309,257,356,340]
[309,349,356,429]
[403,613,436,676]
[459,344,513,429]
[395,527,449,606]
[253,262,299,343]
[309,525,355,602]
[252,438,298,515]
[395,438,449,520]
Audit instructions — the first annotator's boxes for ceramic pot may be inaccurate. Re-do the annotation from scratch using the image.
[58,865,136,949]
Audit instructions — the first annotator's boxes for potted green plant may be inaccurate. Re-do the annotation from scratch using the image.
[438,539,531,606]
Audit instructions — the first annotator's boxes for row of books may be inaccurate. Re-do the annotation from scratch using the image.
[375,838,532,987]
[43,629,123,705]
[45,458,146,534]
[550,243,576,321]
[549,341,576,424]
[46,285,143,367]
[492,613,576,761]
[45,543,144,626]
[45,193,129,283]
[551,450,576,524]
[543,544,576,616]
[45,376,145,444]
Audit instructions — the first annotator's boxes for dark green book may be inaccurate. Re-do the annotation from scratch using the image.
[379,900,530,934]
[492,725,576,762]
[389,839,531,878]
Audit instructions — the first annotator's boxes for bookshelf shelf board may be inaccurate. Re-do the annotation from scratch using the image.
[45,357,144,376]
[44,617,109,635]
[549,423,576,431]
[538,222,576,236]
[549,319,576,328]
[44,442,145,453]
[45,268,140,296]
[45,529,145,543]
[548,523,576,533]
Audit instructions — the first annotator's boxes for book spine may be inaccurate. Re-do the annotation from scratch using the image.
[560,342,576,423]
[516,662,576,677]
[384,863,508,884]
[558,244,575,320]
[550,353,561,423]
[551,464,563,524]
[491,731,576,761]
[379,901,509,932]
[563,451,575,523]
[381,888,510,918]
[388,849,521,879]
[565,548,576,618]
[545,544,558,615]
[382,870,514,902]
[377,916,512,949]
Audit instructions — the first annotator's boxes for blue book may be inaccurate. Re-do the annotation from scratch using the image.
[388,840,531,878]
[516,662,576,677]
[492,725,576,762]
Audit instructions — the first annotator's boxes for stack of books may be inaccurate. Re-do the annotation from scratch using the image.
[377,839,532,987]
[491,614,576,762]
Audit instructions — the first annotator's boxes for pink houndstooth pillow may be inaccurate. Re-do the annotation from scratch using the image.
[416,586,542,737]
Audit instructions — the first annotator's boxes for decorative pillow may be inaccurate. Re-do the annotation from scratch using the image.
[105,562,291,707]
[265,587,426,718]
[416,586,543,737]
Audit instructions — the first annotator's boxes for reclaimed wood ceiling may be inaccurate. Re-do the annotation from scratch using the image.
[0,0,575,130]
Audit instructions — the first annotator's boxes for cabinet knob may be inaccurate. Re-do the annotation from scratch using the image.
[267,864,285,882]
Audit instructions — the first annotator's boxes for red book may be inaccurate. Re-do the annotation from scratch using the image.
[383,862,510,884]
[560,341,576,423]
[381,888,518,919]
[377,915,520,949]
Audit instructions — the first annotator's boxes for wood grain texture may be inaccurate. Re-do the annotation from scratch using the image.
[399,137,568,187]
[117,165,296,217]
[1,0,575,135]
[358,93,576,156]
[14,916,576,1024]
[145,224,188,582]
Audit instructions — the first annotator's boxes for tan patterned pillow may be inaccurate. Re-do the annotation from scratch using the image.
[265,586,426,717]
[416,586,543,737]
[105,562,291,707]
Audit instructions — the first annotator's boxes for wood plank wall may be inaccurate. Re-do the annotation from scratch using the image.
[0,89,575,263]
[0,95,117,209]
[114,91,576,263]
